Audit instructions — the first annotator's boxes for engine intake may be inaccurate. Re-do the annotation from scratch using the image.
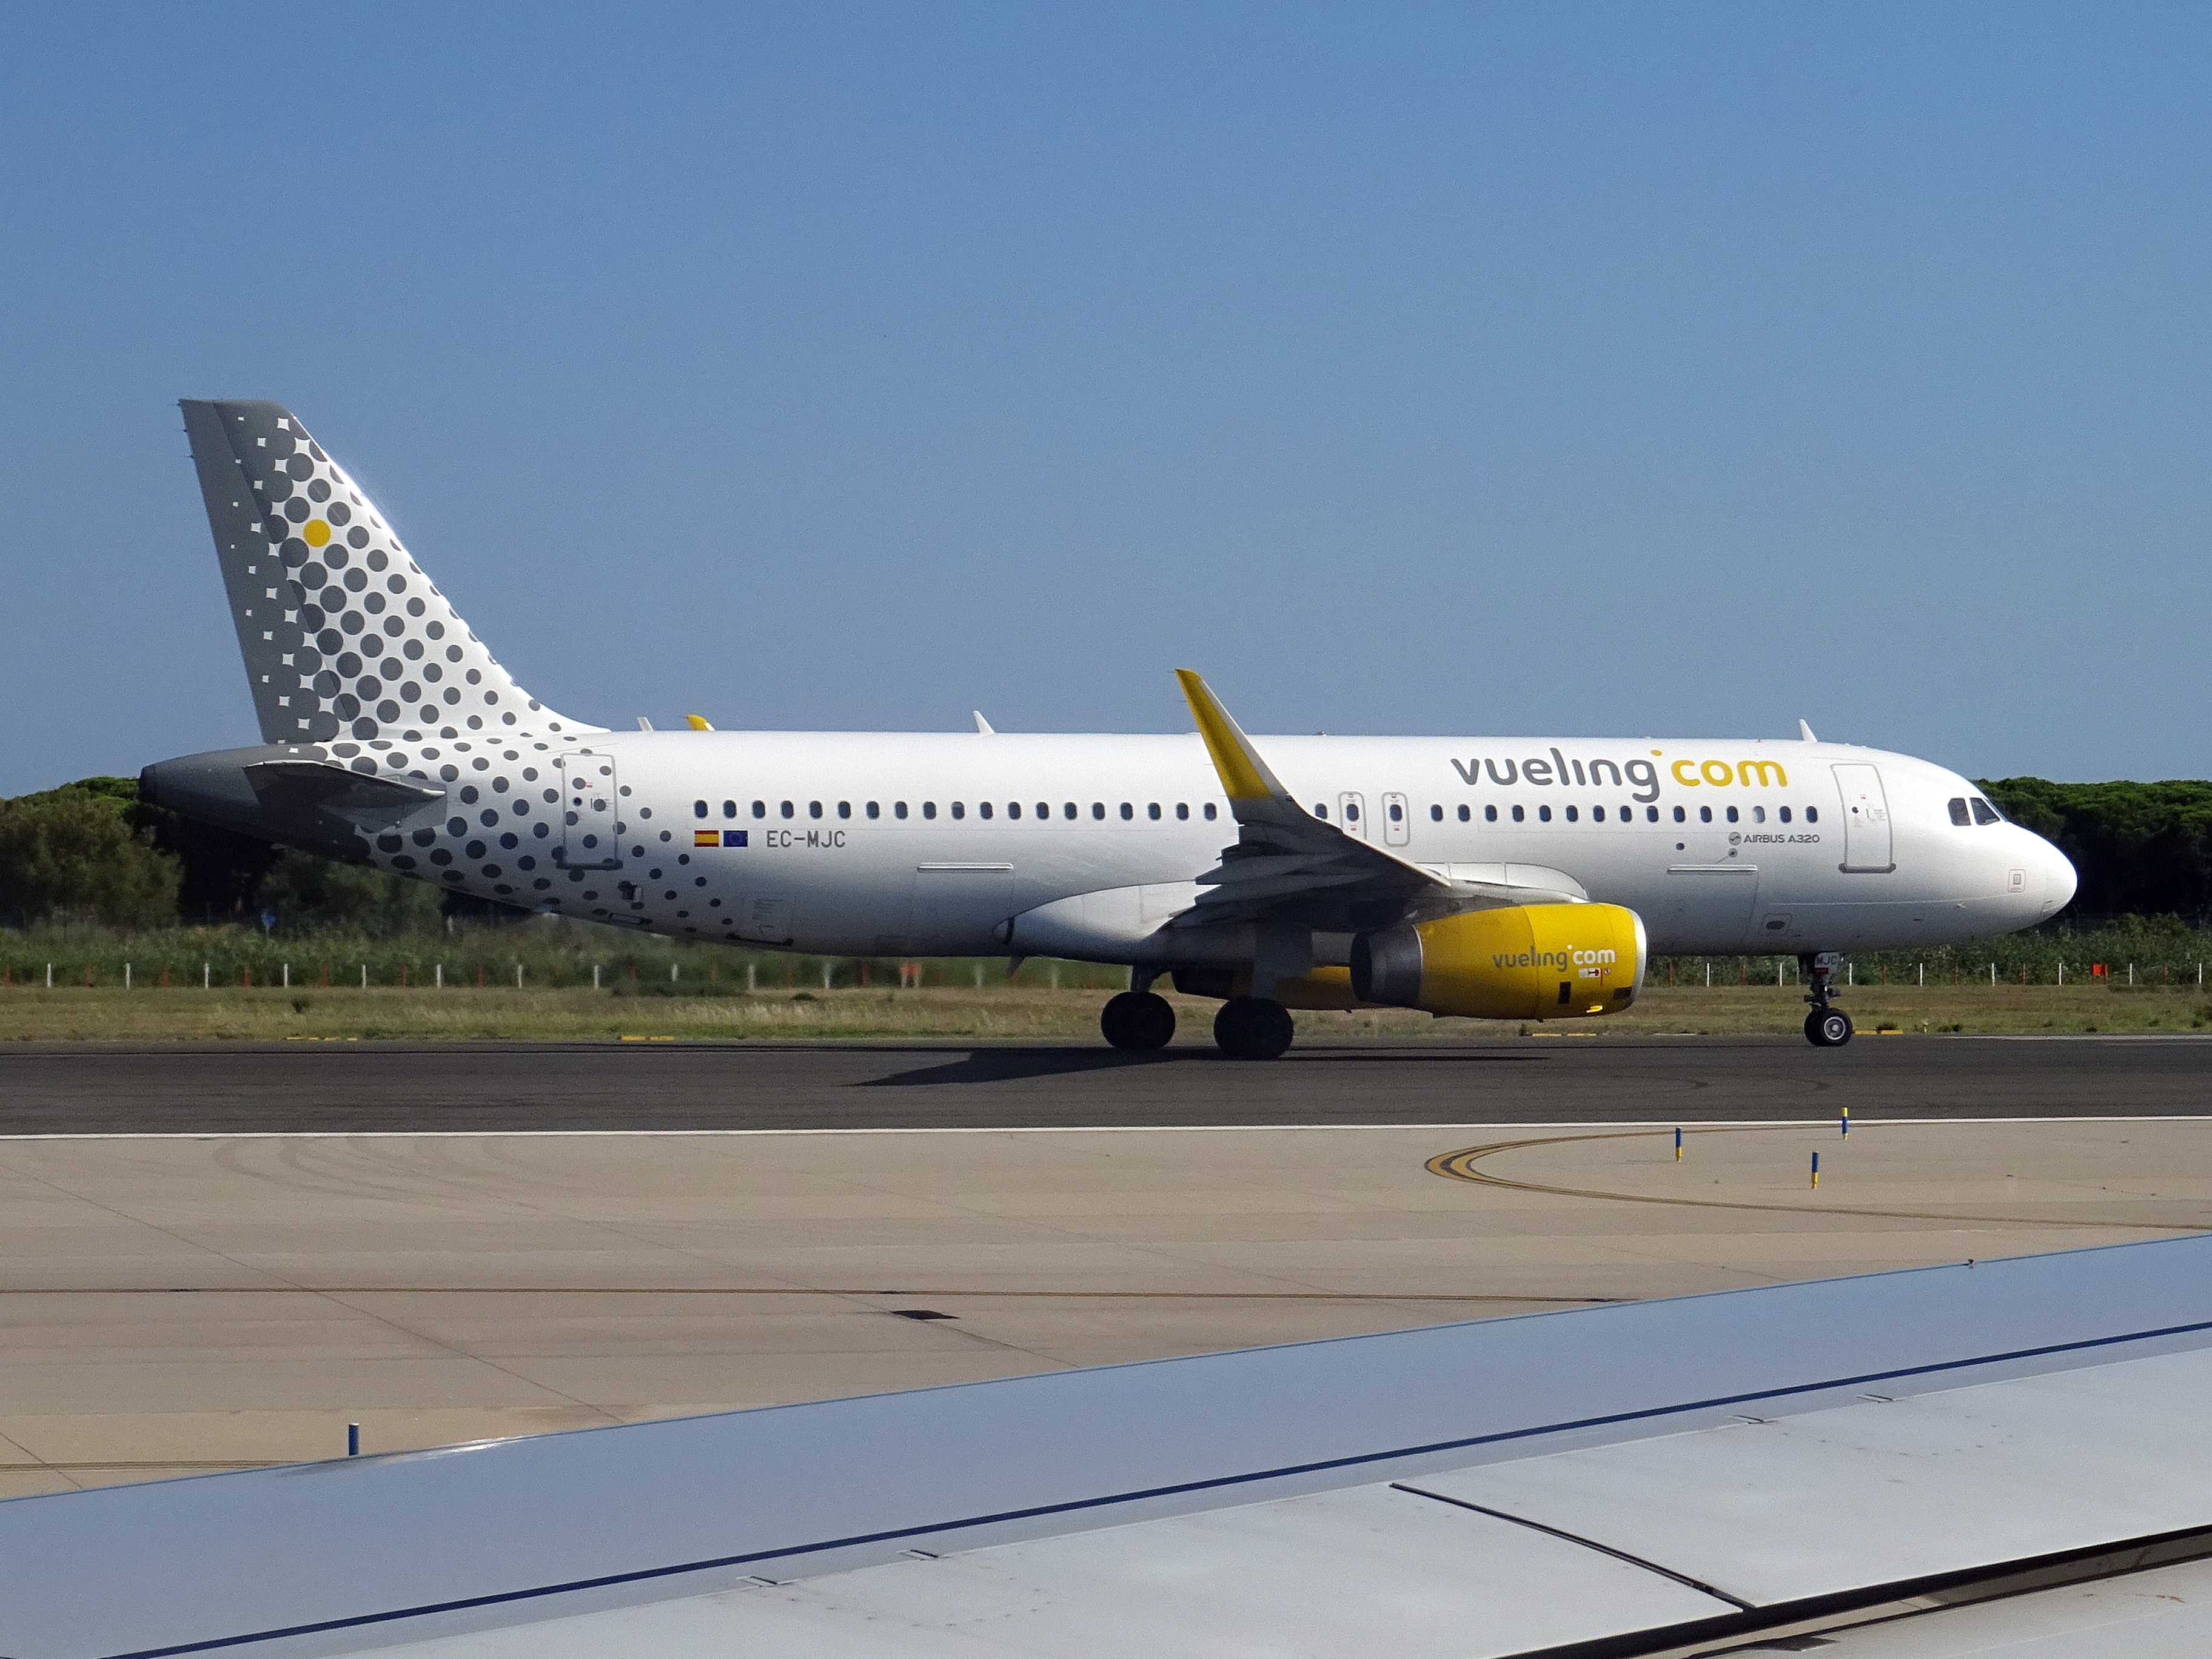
[1350,903,1647,1021]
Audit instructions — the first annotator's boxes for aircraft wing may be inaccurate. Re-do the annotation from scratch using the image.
[1171,669,1454,932]
[10,1235,2212,1658]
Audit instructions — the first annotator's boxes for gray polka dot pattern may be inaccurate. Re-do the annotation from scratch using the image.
[182,399,609,916]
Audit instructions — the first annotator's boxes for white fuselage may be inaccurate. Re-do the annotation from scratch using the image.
[439,728,2071,961]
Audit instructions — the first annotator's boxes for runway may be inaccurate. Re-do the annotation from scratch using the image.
[1,1034,2208,1134]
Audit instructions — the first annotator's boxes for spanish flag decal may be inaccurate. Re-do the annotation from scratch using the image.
[694,830,719,847]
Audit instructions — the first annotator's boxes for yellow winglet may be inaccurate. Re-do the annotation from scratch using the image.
[684,714,714,731]
[1175,669,1289,803]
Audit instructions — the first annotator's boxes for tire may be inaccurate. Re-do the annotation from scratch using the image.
[1805,1008,1854,1048]
[1101,990,1175,1051]
[1213,996,1295,1061]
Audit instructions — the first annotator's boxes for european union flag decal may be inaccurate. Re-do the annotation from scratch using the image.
[723,830,748,848]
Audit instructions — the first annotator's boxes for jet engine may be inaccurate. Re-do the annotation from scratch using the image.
[1350,903,1646,1021]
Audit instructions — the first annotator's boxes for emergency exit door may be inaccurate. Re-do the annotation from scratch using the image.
[555,752,622,870]
[1338,793,1368,839]
[1833,763,1894,873]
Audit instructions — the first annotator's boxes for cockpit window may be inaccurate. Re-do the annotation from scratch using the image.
[1971,797,2002,825]
[1947,797,1971,826]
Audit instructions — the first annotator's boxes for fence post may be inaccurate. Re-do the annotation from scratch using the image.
[746,963,755,991]
[593,964,602,989]
[361,964,367,988]
[281,964,289,989]
[435,964,443,989]
[203,962,210,990]
[45,963,53,989]
[516,963,524,988]
[125,963,132,990]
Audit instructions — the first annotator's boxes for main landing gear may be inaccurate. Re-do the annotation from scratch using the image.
[1213,996,1295,1061]
[1100,990,1176,1051]
[1801,951,1853,1048]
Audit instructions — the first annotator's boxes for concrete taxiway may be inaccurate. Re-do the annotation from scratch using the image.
[2,1102,2207,1497]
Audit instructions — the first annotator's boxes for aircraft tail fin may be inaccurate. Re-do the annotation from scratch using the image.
[178,400,598,749]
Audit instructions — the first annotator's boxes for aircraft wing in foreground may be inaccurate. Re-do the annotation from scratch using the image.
[8,1235,2212,1658]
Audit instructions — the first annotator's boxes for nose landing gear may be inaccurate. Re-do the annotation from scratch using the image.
[1801,952,1852,1047]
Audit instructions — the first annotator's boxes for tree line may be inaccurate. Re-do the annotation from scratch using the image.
[1,773,2208,935]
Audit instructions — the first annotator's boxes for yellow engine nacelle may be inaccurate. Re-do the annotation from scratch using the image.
[1349,903,1647,1021]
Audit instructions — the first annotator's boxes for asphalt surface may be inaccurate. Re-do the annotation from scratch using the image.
[1,1035,2206,1133]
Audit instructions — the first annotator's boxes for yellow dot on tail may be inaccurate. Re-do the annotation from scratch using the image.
[303,520,331,547]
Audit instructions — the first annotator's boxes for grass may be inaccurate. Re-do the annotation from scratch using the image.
[0,981,2204,1043]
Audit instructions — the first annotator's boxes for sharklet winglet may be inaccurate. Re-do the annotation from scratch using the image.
[1175,669,1291,804]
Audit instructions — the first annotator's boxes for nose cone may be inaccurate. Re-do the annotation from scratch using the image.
[2033,833,2077,915]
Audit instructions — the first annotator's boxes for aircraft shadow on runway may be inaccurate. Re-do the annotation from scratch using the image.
[854,1048,1549,1087]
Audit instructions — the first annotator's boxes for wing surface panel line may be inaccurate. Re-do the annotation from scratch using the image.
[1386,1481,1756,1610]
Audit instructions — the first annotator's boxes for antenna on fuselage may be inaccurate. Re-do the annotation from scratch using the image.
[1798,719,1818,742]
[973,711,995,735]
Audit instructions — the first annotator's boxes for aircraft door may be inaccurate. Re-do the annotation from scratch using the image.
[1381,792,1410,846]
[1338,793,1369,839]
[1833,763,1895,873]
[555,751,622,870]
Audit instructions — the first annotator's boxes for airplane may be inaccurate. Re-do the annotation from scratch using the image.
[142,400,2076,1054]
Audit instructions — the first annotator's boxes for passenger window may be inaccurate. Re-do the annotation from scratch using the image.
[1538,805,1552,822]
[1004,802,1017,820]
[1778,806,1791,823]
[1971,798,2001,825]
[1699,806,1712,823]
[1037,803,1049,820]
[1483,805,1496,822]
[1948,797,1972,826]
[1510,805,1524,822]
[752,800,766,819]
[1806,806,1819,823]
[1723,806,1737,823]
[722,800,736,819]
[1345,802,1359,822]
[1148,803,1161,820]
[1388,802,1403,822]
[780,800,794,819]
[978,802,993,819]
[1176,803,1188,820]
[1564,806,1578,822]
[1204,802,1218,820]
[1430,804,1443,822]
[1673,806,1686,823]
[1121,802,1134,820]
[1315,804,1328,819]
[838,801,851,819]
[1646,806,1659,822]
[1592,806,1604,822]
[866,802,880,819]
[1752,806,1765,823]
[692,800,707,819]
[953,802,967,820]
[895,801,908,819]
[809,801,823,819]
[922,802,936,819]
[1459,805,1472,822]
[1091,802,1105,819]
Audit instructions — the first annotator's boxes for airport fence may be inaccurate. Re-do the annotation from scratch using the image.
[0,918,2207,999]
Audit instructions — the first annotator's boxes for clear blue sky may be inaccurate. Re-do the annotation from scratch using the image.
[2,3,2207,794]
